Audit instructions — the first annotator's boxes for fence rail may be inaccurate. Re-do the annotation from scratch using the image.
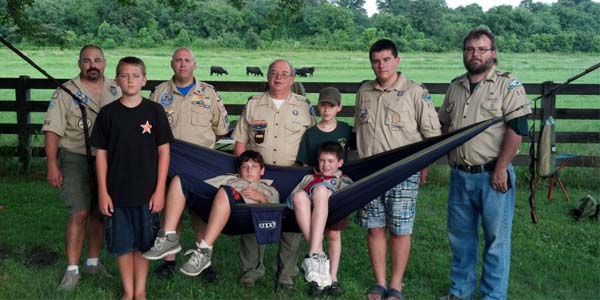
[1,76,599,172]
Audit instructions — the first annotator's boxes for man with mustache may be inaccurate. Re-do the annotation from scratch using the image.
[149,47,229,282]
[42,44,121,290]
[438,28,531,300]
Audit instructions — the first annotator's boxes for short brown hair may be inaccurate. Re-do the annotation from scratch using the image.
[116,56,146,76]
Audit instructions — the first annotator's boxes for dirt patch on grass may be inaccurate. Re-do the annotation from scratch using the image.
[23,245,59,268]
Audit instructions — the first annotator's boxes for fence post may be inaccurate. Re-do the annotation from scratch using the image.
[15,75,32,174]
[541,80,556,121]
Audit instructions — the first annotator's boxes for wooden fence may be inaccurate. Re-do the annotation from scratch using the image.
[0,76,599,173]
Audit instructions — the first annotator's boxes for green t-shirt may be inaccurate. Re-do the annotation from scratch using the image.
[296,121,354,167]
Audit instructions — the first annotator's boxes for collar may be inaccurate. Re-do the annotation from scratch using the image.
[313,169,343,179]
[458,65,499,88]
[367,72,407,92]
[169,77,200,95]
[256,92,300,107]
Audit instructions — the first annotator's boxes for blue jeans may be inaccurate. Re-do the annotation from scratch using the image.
[447,165,516,300]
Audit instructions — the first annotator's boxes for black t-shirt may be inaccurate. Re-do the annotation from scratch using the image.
[91,98,174,207]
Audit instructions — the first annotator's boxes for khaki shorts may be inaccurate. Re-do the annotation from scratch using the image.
[59,149,96,214]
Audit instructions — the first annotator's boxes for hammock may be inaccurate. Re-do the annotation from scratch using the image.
[169,117,502,235]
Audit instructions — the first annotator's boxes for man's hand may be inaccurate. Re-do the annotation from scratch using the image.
[241,187,267,203]
[491,167,509,193]
[419,168,429,186]
[47,163,63,189]
[149,192,165,213]
[99,192,114,216]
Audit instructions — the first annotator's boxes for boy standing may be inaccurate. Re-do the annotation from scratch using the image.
[142,151,279,277]
[91,56,173,300]
[289,141,353,295]
[295,87,355,296]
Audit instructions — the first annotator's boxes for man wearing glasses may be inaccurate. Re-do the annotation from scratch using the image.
[232,59,316,288]
[438,28,531,300]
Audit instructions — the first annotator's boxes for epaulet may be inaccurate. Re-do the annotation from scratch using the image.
[498,71,512,78]
[247,94,262,102]
[451,74,465,83]
[197,81,214,89]
[293,93,310,104]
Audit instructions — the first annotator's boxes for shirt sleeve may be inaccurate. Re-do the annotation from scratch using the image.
[508,115,529,136]
[232,106,250,144]
[42,88,70,136]
[211,91,230,136]
[90,108,108,150]
[264,185,280,204]
[414,86,442,138]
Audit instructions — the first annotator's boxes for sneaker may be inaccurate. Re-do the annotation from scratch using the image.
[202,265,219,283]
[152,261,177,278]
[308,281,325,296]
[58,269,80,290]
[301,253,321,284]
[317,253,332,288]
[142,231,181,260]
[328,281,342,296]
[277,273,294,289]
[180,247,212,276]
[82,262,112,278]
[239,271,263,286]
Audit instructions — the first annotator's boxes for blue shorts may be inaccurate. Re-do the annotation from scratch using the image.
[355,173,420,235]
[286,181,337,210]
[105,205,160,256]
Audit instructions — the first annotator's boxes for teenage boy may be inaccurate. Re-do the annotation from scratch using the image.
[142,151,279,277]
[91,56,173,300]
[295,87,355,296]
[289,141,353,295]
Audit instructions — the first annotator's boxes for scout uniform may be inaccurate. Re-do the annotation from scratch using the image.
[438,65,532,166]
[232,92,316,166]
[286,170,353,209]
[354,73,441,158]
[42,76,121,211]
[150,78,229,147]
[204,175,279,204]
[42,77,121,155]
[232,91,315,282]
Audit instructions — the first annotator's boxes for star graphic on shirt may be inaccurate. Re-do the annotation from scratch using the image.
[140,120,152,134]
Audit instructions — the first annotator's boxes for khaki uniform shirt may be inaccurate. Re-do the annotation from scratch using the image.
[438,65,532,166]
[354,73,441,158]
[42,76,121,155]
[204,174,279,204]
[149,78,229,148]
[232,92,316,166]
[290,170,353,196]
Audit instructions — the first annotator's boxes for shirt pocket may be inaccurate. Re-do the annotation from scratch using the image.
[385,105,413,131]
[480,98,502,119]
[67,107,86,130]
[285,120,308,144]
[190,105,211,126]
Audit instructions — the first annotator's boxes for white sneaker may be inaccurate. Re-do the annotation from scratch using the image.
[317,253,332,288]
[301,253,321,284]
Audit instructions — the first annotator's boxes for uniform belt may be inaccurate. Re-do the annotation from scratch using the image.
[453,161,497,173]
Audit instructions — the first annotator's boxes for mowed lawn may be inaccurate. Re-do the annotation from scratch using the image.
[0,48,599,299]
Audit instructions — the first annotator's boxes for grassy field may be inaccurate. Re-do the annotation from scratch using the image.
[0,48,599,299]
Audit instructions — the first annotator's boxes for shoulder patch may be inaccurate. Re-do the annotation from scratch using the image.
[507,79,523,91]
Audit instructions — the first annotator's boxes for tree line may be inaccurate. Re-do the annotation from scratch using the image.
[1,0,599,53]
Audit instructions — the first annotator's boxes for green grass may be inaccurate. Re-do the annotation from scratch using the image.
[0,163,599,299]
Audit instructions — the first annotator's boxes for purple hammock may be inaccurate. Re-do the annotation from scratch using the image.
[168,117,502,235]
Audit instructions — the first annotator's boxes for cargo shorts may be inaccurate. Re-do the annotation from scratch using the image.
[59,150,96,214]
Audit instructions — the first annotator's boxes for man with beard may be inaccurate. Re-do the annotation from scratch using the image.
[438,28,531,300]
[149,47,229,282]
[43,44,121,290]
[354,39,441,300]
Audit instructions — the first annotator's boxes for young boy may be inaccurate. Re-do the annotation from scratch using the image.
[289,141,353,295]
[91,56,173,300]
[142,150,279,277]
[295,87,355,296]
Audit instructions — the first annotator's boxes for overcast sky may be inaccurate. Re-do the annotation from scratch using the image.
[363,0,561,16]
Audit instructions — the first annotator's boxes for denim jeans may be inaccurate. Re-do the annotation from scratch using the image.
[447,165,516,300]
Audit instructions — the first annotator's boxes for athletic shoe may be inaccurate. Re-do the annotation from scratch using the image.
[82,261,112,278]
[180,247,212,276]
[142,231,181,260]
[58,269,80,290]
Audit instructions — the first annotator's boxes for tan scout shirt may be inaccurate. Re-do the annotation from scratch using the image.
[438,65,532,166]
[149,78,229,148]
[232,92,316,166]
[290,170,353,196]
[204,174,279,204]
[354,73,442,158]
[42,77,121,155]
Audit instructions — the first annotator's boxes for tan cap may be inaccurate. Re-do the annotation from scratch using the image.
[318,87,341,106]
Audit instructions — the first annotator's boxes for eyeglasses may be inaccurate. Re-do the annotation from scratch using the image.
[269,71,292,78]
[464,47,494,54]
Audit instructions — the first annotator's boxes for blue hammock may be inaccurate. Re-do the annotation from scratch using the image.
[169,117,502,235]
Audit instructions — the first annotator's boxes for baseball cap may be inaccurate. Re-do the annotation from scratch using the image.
[318,87,341,106]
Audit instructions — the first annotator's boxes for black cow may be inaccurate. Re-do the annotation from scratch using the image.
[295,68,309,77]
[304,66,315,77]
[246,66,263,77]
[210,66,228,76]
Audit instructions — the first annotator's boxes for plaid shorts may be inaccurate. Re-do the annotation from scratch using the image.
[355,173,420,235]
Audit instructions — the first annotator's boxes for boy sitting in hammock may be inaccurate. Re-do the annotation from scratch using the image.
[142,150,279,276]
[287,141,353,291]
